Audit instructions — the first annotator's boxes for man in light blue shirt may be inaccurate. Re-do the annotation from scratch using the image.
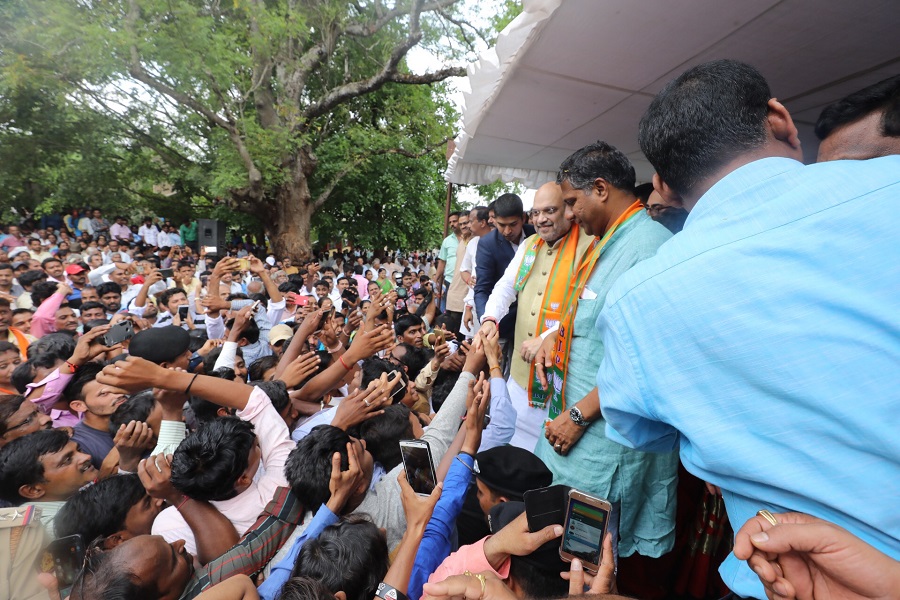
[597,59,900,598]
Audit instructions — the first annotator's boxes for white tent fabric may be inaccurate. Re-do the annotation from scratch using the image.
[446,0,900,186]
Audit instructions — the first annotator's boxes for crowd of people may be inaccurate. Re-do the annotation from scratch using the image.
[0,62,897,600]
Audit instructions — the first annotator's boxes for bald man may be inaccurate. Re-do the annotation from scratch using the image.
[479,182,594,450]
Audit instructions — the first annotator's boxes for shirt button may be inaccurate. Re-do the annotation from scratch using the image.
[547,249,552,255]
[531,310,536,316]
[537,290,543,296]
[528,332,533,337]
[541,271,547,276]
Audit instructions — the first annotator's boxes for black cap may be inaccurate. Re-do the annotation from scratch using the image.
[128,326,190,364]
[488,501,568,573]
[474,446,552,499]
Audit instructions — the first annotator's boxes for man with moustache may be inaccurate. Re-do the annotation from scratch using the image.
[532,142,678,562]
[478,183,593,450]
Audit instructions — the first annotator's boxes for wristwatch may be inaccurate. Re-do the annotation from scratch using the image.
[569,406,589,427]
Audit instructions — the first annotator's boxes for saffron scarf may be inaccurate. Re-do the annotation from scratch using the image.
[545,201,644,419]
[514,225,585,408]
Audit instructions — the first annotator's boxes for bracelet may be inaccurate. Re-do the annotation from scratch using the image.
[175,495,191,511]
[65,361,79,373]
[184,373,199,395]
[489,365,502,374]
[338,355,353,372]
[376,582,409,600]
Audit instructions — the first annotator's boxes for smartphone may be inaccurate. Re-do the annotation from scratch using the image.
[239,258,250,271]
[524,484,571,532]
[399,439,437,495]
[559,489,612,573]
[159,268,174,278]
[341,288,359,303]
[397,287,407,298]
[178,305,189,320]
[316,307,335,330]
[250,300,261,313]
[103,320,134,347]
[135,264,145,274]
[288,292,309,307]
[36,534,85,596]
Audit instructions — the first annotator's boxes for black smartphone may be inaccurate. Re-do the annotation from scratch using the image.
[178,305,189,319]
[341,288,359,303]
[159,268,174,278]
[316,307,335,331]
[399,439,436,495]
[524,484,571,532]
[36,534,85,595]
[102,320,134,347]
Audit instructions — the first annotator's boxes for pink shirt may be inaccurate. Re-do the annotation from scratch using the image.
[31,292,66,338]
[428,537,510,584]
[151,386,294,555]
[25,369,81,428]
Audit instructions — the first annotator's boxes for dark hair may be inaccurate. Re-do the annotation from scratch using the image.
[292,516,388,600]
[27,332,77,361]
[109,389,156,434]
[55,474,146,542]
[0,428,70,503]
[285,425,350,509]
[277,576,336,600]
[97,282,121,298]
[10,361,34,393]
[83,319,110,334]
[157,287,186,309]
[41,257,62,268]
[0,263,12,272]
[508,556,569,598]
[79,301,106,314]
[170,416,255,501]
[470,206,491,224]
[30,281,61,307]
[201,346,243,375]
[638,59,770,197]
[394,313,424,338]
[187,329,208,353]
[354,405,412,471]
[360,357,408,402]
[815,75,900,140]
[248,355,278,382]
[633,182,655,205]
[225,316,260,344]
[430,369,460,412]
[249,380,289,415]
[0,394,27,436]
[17,270,47,288]
[557,141,636,195]
[63,362,106,404]
[493,194,524,218]
[396,343,428,379]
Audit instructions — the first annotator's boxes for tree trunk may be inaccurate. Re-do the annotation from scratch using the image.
[269,180,314,261]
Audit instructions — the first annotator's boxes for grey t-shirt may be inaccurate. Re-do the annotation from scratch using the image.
[72,421,114,469]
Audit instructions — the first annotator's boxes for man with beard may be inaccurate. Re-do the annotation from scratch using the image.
[478,183,593,450]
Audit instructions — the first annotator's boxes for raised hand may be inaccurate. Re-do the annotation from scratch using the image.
[398,468,442,531]
[325,441,365,513]
[69,324,121,366]
[561,533,617,594]
[278,351,322,388]
[114,420,155,472]
[137,453,182,506]
[98,356,167,392]
[346,323,395,362]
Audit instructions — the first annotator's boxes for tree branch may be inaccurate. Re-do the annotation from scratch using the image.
[124,0,263,192]
[314,137,452,209]
[389,66,466,84]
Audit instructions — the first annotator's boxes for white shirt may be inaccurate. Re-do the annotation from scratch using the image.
[138,224,159,246]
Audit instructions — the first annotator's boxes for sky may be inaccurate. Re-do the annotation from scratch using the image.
[405,2,537,210]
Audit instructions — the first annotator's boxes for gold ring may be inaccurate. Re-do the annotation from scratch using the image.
[757,509,778,526]
[464,570,487,599]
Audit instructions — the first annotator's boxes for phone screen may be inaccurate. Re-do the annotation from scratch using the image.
[524,484,571,532]
[159,268,174,278]
[178,305,189,319]
[561,497,609,566]
[399,440,436,495]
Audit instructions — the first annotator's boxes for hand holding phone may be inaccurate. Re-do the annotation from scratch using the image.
[36,534,85,596]
[559,489,612,573]
[177,305,189,320]
[399,439,436,495]
[102,320,134,347]
[524,484,571,532]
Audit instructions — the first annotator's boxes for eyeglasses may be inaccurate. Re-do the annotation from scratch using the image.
[645,204,676,217]
[6,408,41,432]
[529,207,560,219]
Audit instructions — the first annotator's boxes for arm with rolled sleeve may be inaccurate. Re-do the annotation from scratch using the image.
[480,242,525,325]
[599,305,679,453]
[206,314,226,340]
[31,292,65,338]
[213,341,239,371]
[427,536,509,585]
[149,420,187,458]
[231,298,274,346]
[478,377,516,451]
[408,453,475,600]
[236,387,294,501]
[256,503,340,600]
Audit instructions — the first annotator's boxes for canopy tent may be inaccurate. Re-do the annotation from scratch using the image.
[446,0,900,187]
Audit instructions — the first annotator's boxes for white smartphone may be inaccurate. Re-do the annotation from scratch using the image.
[559,489,612,574]
[399,439,436,496]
